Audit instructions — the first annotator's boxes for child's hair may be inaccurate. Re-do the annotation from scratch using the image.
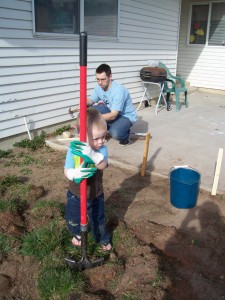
[76,107,107,133]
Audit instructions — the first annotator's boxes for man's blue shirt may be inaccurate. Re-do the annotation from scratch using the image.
[90,80,137,124]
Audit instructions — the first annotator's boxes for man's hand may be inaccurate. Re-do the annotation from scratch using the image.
[70,141,104,165]
[66,166,97,184]
[93,100,105,106]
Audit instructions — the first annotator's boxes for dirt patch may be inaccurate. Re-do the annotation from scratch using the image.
[0,145,225,299]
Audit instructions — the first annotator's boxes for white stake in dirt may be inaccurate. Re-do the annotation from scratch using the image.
[23,116,32,140]
[211,148,223,195]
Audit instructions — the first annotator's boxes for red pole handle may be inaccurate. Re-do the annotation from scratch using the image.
[79,32,87,226]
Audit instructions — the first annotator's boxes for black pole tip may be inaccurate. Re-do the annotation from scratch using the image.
[80,31,87,36]
[80,32,87,66]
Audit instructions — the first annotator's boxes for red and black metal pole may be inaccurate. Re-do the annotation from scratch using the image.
[79,31,88,232]
[65,32,104,270]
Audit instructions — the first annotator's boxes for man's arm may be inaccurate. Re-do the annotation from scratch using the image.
[87,97,119,121]
[101,110,119,121]
[87,98,94,106]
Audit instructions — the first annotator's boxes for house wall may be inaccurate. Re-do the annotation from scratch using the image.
[177,0,225,91]
[0,0,181,140]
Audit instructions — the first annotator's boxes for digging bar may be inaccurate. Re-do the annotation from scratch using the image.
[65,32,104,270]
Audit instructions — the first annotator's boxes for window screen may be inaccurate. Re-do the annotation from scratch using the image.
[209,2,225,46]
[189,4,209,44]
[35,0,80,34]
[84,0,118,37]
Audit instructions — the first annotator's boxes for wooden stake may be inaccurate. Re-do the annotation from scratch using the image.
[211,148,223,195]
[141,132,150,176]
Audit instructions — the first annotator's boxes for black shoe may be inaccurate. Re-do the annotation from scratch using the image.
[167,101,171,111]
[119,140,130,146]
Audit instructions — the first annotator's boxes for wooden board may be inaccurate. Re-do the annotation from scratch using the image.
[141,132,151,176]
[211,148,223,196]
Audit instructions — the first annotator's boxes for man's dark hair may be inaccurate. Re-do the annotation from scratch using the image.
[96,64,111,77]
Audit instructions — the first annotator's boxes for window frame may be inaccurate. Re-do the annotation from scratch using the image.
[187,1,225,47]
[32,0,120,40]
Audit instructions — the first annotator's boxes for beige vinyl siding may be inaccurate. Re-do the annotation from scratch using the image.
[177,0,225,91]
[0,0,181,139]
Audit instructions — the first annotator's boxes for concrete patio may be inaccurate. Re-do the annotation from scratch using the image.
[105,91,225,194]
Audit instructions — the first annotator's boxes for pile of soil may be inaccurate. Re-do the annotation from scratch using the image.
[0,145,225,299]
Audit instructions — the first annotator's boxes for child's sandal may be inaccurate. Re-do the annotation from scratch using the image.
[101,243,112,251]
[72,235,81,247]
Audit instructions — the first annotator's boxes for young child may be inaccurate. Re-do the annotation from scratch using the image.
[64,107,112,251]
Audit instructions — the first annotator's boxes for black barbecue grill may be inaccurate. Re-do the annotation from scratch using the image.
[140,67,167,83]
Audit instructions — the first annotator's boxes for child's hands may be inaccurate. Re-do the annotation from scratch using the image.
[66,166,97,183]
[70,141,104,165]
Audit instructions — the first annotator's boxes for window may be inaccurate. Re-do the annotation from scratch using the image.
[33,0,118,38]
[34,0,80,34]
[84,0,118,37]
[189,4,209,45]
[189,2,225,46]
[209,2,225,45]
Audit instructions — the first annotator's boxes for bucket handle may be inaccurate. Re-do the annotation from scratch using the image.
[168,165,199,177]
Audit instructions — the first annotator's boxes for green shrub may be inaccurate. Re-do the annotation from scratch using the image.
[13,131,46,151]
[53,125,71,137]
[0,149,13,159]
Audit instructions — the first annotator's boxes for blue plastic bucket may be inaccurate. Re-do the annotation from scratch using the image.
[170,167,201,209]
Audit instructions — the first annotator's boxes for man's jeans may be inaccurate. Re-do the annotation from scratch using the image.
[93,104,132,142]
[65,191,110,245]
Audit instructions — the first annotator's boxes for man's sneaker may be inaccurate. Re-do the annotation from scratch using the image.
[119,140,130,146]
